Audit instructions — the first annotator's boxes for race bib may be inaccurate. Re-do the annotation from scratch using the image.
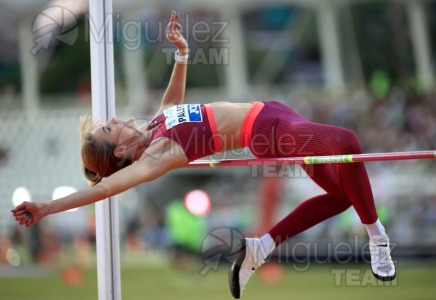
[163,104,203,129]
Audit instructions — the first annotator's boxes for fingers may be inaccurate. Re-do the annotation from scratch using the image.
[170,10,179,22]
[12,209,26,217]
[11,204,35,227]
[11,202,27,213]
[12,206,30,216]
[169,11,177,28]
[15,213,32,224]
[168,11,182,32]
[167,21,182,34]
[171,22,182,32]
[15,214,26,222]
[25,217,33,227]
[14,211,32,219]
[12,205,31,215]
[14,212,33,227]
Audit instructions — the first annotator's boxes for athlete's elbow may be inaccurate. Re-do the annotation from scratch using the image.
[93,182,115,200]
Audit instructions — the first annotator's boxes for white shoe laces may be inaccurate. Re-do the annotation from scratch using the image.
[375,247,392,272]
[370,235,394,275]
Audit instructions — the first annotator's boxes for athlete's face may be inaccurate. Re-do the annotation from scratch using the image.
[93,118,139,147]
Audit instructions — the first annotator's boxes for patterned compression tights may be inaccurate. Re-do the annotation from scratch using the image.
[251,119,378,246]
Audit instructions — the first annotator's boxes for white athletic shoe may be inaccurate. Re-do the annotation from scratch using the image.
[229,238,266,299]
[369,234,396,281]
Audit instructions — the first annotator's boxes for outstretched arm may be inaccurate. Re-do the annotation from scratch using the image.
[156,11,189,115]
[12,139,188,227]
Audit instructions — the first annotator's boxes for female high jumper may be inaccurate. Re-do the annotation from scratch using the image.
[12,11,396,299]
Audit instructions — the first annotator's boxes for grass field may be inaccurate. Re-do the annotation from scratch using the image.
[1,261,435,300]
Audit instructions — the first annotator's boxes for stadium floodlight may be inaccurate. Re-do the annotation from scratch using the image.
[184,190,211,216]
[12,187,31,207]
[52,186,78,212]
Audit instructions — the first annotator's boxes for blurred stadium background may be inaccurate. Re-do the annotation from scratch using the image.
[0,0,435,299]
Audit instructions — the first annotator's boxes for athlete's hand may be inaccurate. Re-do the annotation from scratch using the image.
[166,11,188,52]
[11,201,47,227]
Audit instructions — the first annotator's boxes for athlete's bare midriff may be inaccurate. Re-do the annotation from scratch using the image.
[207,102,254,151]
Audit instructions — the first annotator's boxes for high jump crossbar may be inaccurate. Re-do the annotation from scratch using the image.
[187,150,436,168]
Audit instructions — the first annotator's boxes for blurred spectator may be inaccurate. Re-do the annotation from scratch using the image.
[0,146,7,165]
[165,200,207,270]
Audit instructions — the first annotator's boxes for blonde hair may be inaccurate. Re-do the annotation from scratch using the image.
[80,115,132,186]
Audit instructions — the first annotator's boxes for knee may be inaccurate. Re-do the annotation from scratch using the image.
[337,128,362,154]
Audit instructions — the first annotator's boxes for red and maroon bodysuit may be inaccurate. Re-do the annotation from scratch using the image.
[147,101,378,245]
[146,104,220,162]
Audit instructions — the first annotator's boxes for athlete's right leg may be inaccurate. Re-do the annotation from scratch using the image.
[280,121,394,279]
[229,121,396,298]
[275,121,395,280]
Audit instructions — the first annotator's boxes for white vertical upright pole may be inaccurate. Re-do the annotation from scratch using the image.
[19,15,39,119]
[89,1,122,299]
[121,12,148,113]
[317,1,345,93]
[407,0,435,92]
[219,5,248,100]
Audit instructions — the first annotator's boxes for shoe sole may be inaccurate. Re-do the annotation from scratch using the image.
[229,238,247,299]
[372,271,397,281]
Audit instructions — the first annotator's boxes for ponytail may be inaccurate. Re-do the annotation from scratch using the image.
[83,167,102,186]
